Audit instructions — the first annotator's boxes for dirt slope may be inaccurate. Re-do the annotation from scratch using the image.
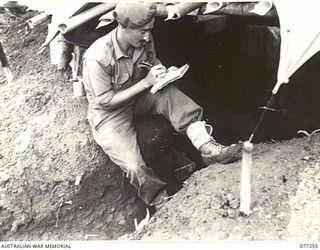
[0,10,319,242]
[122,136,320,241]
[0,10,147,241]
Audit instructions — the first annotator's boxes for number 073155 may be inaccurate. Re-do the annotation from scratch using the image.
[300,244,318,248]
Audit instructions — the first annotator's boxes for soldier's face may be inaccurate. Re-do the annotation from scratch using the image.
[125,18,154,48]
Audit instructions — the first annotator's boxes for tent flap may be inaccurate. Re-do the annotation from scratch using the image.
[272,0,320,94]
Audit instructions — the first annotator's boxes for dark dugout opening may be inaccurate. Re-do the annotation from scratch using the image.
[151,15,320,146]
[64,6,320,155]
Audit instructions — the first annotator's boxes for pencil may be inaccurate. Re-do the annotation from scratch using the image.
[140,61,153,69]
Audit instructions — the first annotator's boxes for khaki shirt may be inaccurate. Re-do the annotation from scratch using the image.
[83,27,160,130]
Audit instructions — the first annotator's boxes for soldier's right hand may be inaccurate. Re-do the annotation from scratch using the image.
[143,64,167,88]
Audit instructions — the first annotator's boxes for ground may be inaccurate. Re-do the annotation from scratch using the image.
[123,137,320,241]
[0,10,319,242]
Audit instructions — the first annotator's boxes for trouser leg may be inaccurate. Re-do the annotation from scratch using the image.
[91,113,166,205]
[134,85,203,133]
[134,86,242,165]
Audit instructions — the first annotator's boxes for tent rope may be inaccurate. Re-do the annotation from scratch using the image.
[249,94,275,143]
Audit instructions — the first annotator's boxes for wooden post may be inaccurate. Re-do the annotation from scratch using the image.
[0,42,13,83]
[239,141,253,216]
[164,3,205,20]
[156,2,278,19]
[0,42,9,68]
[58,3,117,34]
[57,34,73,71]
[72,45,81,80]
[27,13,51,29]
[212,2,277,18]
[71,45,86,97]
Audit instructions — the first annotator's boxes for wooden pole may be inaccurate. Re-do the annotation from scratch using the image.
[239,141,253,216]
[27,13,51,29]
[58,3,116,34]
[0,42,9,68]
[213,2,277,18]
[156,2,278,19]
[0,42,13,83]
[164,2,206,20]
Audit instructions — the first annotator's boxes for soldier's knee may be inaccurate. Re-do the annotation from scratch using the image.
[154,84,179,100]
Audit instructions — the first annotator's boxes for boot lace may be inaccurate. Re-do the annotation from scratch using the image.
[203,122,224,148]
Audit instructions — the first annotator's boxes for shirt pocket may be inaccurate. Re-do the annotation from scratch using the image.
[113,72,130,91]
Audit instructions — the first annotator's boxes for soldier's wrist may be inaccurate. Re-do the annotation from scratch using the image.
[140,79,152,89]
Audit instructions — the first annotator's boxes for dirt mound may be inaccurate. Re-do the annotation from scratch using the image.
[0,9,147,241]
[122,135,320,241]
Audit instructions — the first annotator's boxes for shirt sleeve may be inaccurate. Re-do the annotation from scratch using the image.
[83,59,115,106]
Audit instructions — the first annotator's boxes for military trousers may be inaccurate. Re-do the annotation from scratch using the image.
[91,85,203,205]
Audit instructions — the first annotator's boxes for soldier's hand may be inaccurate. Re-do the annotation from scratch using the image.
[144,64,167,87]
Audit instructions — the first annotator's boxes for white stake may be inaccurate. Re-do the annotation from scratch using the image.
[239,141,253,216]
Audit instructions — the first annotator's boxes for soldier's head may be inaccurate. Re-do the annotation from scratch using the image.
[114,3,157,48]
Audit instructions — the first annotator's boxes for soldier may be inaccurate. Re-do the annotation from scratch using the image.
[82,3,241,208]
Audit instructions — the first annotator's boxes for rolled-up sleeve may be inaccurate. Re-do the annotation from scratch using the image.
[83,59,115,106]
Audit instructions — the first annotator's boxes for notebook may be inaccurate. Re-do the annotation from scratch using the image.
[150,64,189,94]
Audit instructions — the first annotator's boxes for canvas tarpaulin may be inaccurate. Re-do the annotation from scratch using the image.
[272,0,320,94]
